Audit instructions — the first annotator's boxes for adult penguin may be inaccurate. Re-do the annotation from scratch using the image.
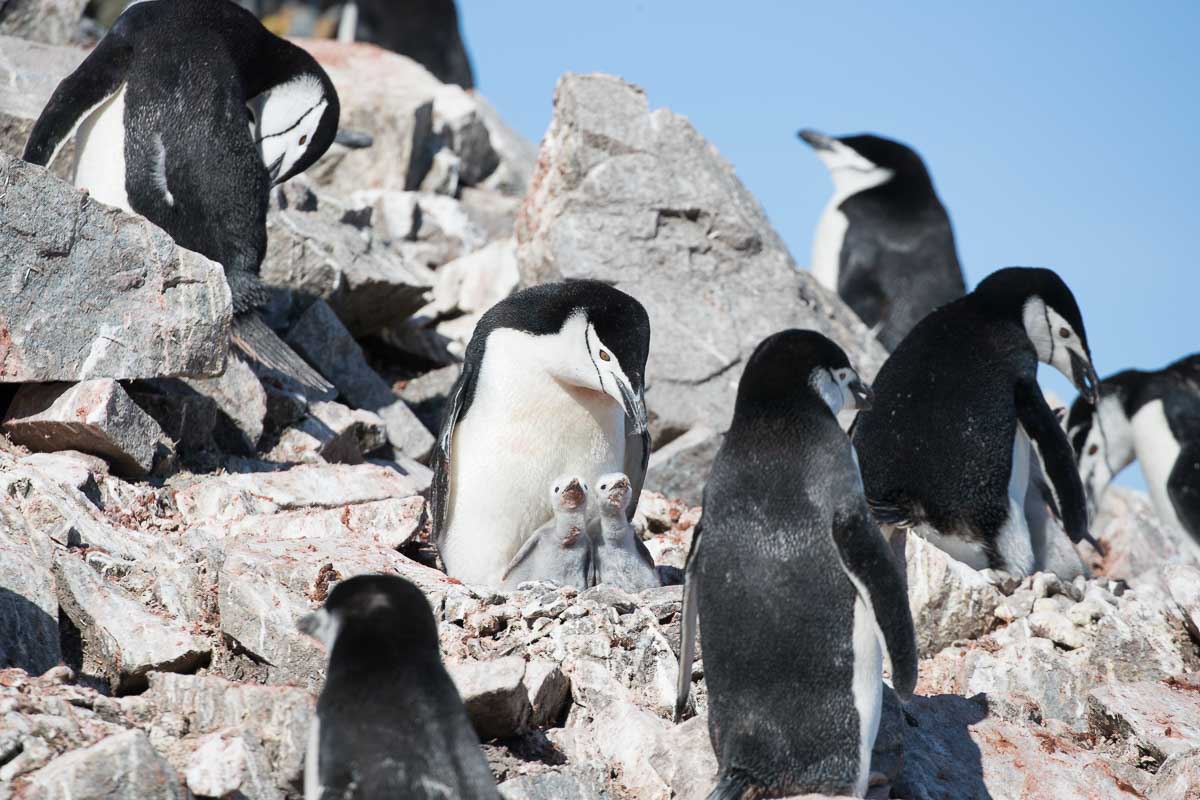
[431,280,650,587]
[23,0,342,392]
[853,267,1103,577]
[1067,353,1200,542]
[675,329,917,799]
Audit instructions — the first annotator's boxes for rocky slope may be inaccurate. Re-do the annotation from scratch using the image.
[1,12,1199,800]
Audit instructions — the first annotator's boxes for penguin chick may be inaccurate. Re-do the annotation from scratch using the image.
[500,476,593,591]
[590,472,660,592]
[298,574,499,800]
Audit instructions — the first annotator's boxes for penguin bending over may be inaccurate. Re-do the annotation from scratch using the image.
[431,280,650,587]
[23,0,340,393]
[1067,353,1200,543]
[500,475,593,591]
[852,267,1103,578]
[798,129,966,350]
[675,330,917,799]
[590,472,659,592]
[298,575,499,800]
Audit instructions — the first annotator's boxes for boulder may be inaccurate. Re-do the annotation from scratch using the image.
[1092,486,1200,586]
[3,380,170,476]
[266,400,388,465]
[0,0,87,46]
[17,729,187,800]
[0,502,61,674]
[182,728,283,800]
[1088,675,1200,762]
[515,73,886,501]
[447,655,532,740]
[904,531,1004,656]
[0,35,83,170]
[1,154,232,382]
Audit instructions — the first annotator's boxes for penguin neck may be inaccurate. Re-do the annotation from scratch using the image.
[555,514,588,547]
[598,509,632,544]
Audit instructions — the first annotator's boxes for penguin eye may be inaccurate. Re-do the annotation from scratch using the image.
[598,349,611,362]
[1087,444,1098,456]
[1058,327,1070,339]
[600,484,607,490]
[554,485,560,493]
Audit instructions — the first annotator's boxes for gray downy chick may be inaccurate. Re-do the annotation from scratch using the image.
[500,475,592,591]
[590,472,660,592]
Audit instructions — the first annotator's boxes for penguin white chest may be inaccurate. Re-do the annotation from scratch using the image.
[1132,400,1183,529]
[73,83,131,213]
[811,200,848,291]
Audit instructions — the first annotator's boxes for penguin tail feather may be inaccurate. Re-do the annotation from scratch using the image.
[706,769,758,800]
[231,314,336,400]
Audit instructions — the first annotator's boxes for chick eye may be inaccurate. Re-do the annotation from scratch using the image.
[1087,444,1098,456]
[599,350,611,362]
[600,484,607,490]
[1059,327,1070,339]
[299,134,308,146]
[554,486,560,493]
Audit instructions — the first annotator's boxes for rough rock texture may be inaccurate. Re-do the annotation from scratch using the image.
[0,35,83,171]
[17,729,187,799]
[515,74,887,502]
[0,154,233,382]
[448,656,533,740]
[904,531,1004,656]
[0,0,87,46]
[4,380,170,476]
[1092,486,1200,586]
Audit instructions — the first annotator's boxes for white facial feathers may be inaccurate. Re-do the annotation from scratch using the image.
[815,139,895,199]
[1072,395,1135,511]
[297,607,340,650]
[247,74,327,183]
[812,367,868,413]
[1022,296,1088,381]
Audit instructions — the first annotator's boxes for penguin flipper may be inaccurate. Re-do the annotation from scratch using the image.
[430,360,476,554]
[23,29,133,167]
[499,524,547,584]
[1014,378,1102,553]
[624,422,651,523]
[674,519,702,723]
[1168,444,1200,544]
[232,314,335,399]
[832,507,918,699]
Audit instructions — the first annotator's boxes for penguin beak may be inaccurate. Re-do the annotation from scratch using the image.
[334,128,374,149]
[798,129,835,152]
[1070,351,1100,404]
[848,378,874,411]
[267,154,285,184]
[561,479,586,509]
[617,380,649,434]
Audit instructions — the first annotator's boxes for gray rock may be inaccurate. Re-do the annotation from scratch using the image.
[18,729,187,799]
[0,35,80,174]
[1093,487,1200,586]
[183,728,283,800]
[4,380,170,476]
[1148,747,1200,800]
[180,352,268,453]
[524,659,571,728]
[53,554,208,693]
[644,426,720,506]
[994,588,1037,623]
[0,153,232,382]
[1088,675,1200,761]
[266,401,387,465]
[424,238,518,323]
[515,73,886,499]
[1026,609,1088,650]
[498,770,604,800]
[395,364,460,434]
[446,656,531,740]
[432,83,499,187]
[128,381,220,455]
[474,94,538,197]
[1163,564,1200,642]
[0,502,61,674]
[0,0,87,46]
[905,532,1003,656]
[286,299,434,459]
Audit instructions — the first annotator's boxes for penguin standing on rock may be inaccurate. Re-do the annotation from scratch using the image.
[431,280,650,587]
[853,267,1103,578]
[23,0,341,392]
[798,129,966,350]
[675,330,917,800]
[298,575,499,800]
[1067,354,1200,542]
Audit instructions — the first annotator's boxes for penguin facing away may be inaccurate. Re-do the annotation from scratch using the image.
[852,267,1102,578]
[431,280,651,587]
[1067,353,1200,542]
[500,475,593,591]
[798,129,966,350]
[590,471,660,593]
[675,330,917,800]
[23,0,340,393]
[298,574,499,800]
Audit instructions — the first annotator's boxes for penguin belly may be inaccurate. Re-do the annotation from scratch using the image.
[851,595,883,798]
[1133,400,1185,531]
[444,366,625,586]
[73,83,131,213]
[811,199,848,291]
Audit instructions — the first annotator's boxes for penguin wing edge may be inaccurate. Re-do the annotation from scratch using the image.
[673,519,702,723]
[430,361,476,554]
[624,424,651,522]
[831,509,918,698]
[1168,444,1200,543]
[23,31,133,167]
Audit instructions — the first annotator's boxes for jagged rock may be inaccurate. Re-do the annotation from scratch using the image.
[286,299,435,459]
[426,238,519,322]
[0,35,82,172]
[1163,564,1200,641]
[17,729,187,799]
[182,728,283,800]
[0,153,232,382]
[1088,675,1200,761]
[395,364,460,434]
[266,400,387,465]
[524,659,571,728]
[515,73,886,500]
[128,381,220,455]
[1093,486,1200,586]
[0,502,60,674]
[53,554,208,693]
[356,189,488,269]
[474,95,538,198]
[447,656,532,740]
[904,531,1003,656]
[498,770,604,800]
[1149,748,1200,800]
[179,352,268,454]
[3,380,171,477]
[0,0,87,46]
[432,83,499,187]
[643,426,720,506]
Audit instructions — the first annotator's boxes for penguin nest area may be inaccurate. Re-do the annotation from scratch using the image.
[2,6,1200,800]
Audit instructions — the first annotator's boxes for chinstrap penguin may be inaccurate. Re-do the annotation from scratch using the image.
[1067,353,1200,543]
[852,267,1103,578]
[675,330,917,799]
[798,129,966,350]
[298,574,499,800]
[500,475,593,591]
[589,472,660,592]
[23,0,340,393]
[431,280,651,587]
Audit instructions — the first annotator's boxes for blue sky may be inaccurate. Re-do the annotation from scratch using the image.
[459,2,1199,486]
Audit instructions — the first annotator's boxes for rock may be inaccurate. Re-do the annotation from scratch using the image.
[425,238,519,326]
[3,380,170,477]
[1088,675,1200,761]
[1093,487,1200,586]
[286,299,435,459]
[0,502,61,674]
[0,0,87,46]
[1163,564,1200,642]
[960,633,1091,729]
[994,589,1037,623]
[17,729,187,799]
[357,189,488,270]
[0,35,81,173]
[53,554,208,693]
[1027,609,1088,650]
[183,728,283,800]
[432,83,499,186]
[498,770,604,800]
[447,656,532,740]
[127,381,220,455]
[473,95,538,197]
[905,531,1003,656]
[395,364,460,434]
[179,352,269,454]
[524,659,571,728]
[515,74,886,499]
[644,426,721,506]
[0,153,233,382]
[1148,747,1200,800]
[266,401,387,465]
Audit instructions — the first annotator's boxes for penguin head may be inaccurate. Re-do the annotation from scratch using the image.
[249,70,340,186]
[473,281,651,433]
[550,475,589,513]
[1067,372,1139,516]
[798,129,933,197]
[738,329,873,414]
[297,574,435,651]
[595,472,633,514]
[974,267,1100,403]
